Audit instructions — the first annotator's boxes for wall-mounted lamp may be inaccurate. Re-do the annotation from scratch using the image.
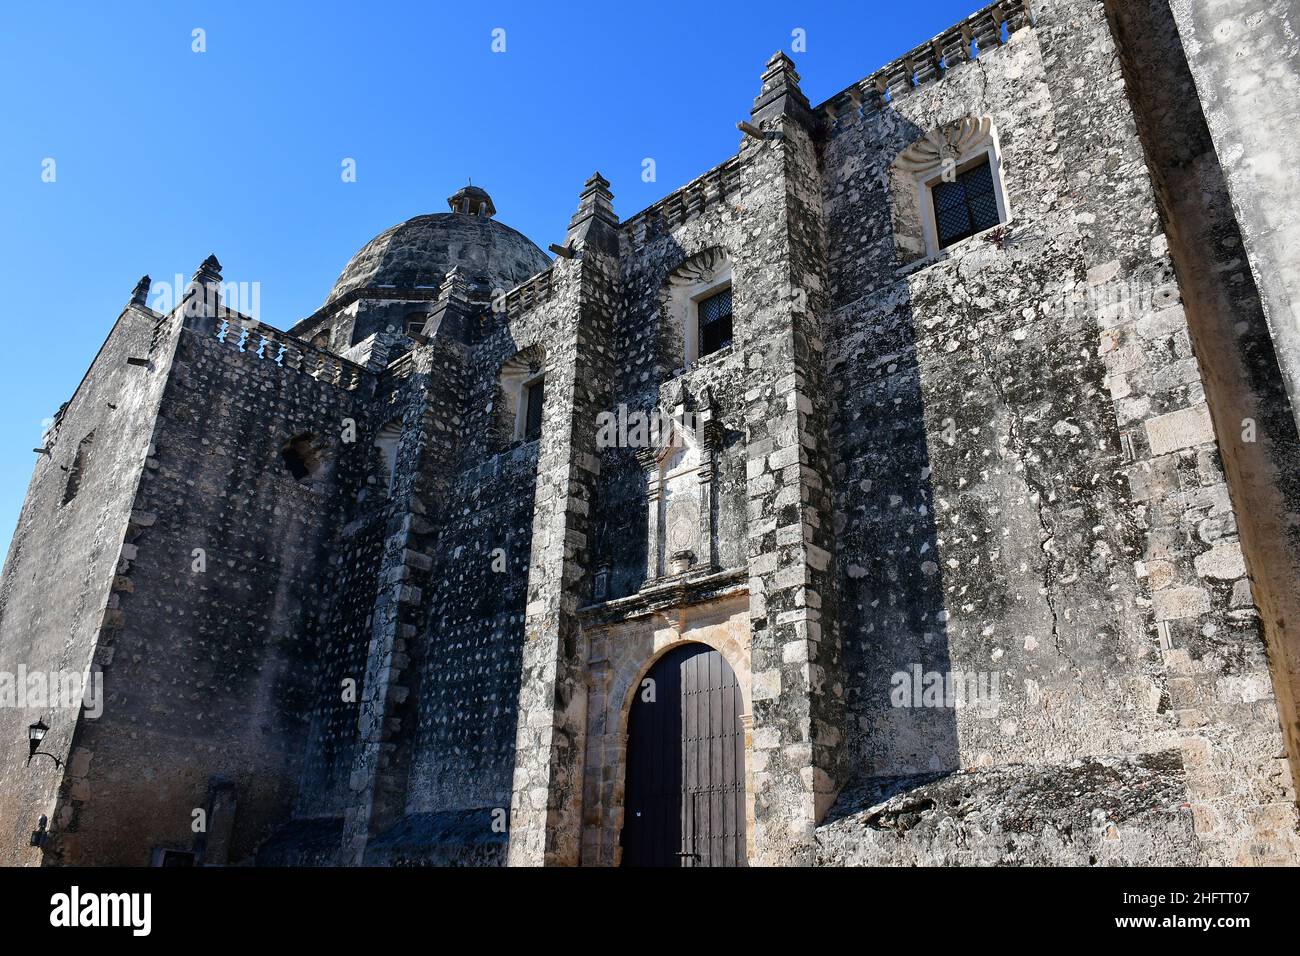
[27,719,63,769]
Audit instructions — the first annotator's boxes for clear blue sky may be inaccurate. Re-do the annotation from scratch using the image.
[0,0,984,549]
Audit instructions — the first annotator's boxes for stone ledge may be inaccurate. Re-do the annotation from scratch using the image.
[577,566,748,626]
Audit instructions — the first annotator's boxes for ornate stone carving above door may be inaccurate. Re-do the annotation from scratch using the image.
[637,384,721,585]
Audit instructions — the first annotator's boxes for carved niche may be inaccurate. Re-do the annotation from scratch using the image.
[637,382,722,585]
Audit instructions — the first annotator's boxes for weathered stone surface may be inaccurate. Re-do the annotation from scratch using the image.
[1,0,1297,869]
[817,754,1203,866]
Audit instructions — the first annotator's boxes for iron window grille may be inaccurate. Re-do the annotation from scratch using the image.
[932,157,1000,248]
[697,288,734,357]
[523,377,545,442]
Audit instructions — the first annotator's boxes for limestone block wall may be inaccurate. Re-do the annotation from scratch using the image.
[814,0,1299,865]
[54,318,374,865]
[0,301,175,865]
[508,249,619,865]
[1107,0,1300,835]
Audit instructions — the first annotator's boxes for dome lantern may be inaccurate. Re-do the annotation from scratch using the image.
[447,183,495,218]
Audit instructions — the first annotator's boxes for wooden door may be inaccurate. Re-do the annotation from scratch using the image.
[621,643,746,866]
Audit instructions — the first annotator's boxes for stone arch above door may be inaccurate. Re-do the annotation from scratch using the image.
[578,589,752,866]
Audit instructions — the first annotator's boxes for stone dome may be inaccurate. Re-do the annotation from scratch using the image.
[324,186,551,306]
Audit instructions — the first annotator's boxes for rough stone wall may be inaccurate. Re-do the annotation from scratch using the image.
[1107,0,1300,823]
[0,300,173,865]
[399,319,547,828]
[269,300,546,865]
[814,0,1299,865]
[333,344,455,863]
[6,0,1298,871]
[1162,0,1300,436]
[403,446,534,814]
[54,314,374,865]
[596,266,750,601]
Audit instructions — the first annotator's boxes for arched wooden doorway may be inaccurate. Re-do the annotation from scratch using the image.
[621,642,747,867]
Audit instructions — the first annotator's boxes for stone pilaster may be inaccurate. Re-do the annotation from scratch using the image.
[507,178,619,866]
[740,53,847,865]
[337,353,446,864]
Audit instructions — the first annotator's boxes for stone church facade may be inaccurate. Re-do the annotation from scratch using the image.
[2,0,1299,866]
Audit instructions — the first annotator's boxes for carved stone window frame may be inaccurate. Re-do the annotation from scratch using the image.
[498,345,548,447]
[893,115,1011,263]
[660,248,732,370]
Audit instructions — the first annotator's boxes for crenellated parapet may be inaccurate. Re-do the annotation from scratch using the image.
[622,156,746,250]
[816,0,1033,132]
[212,318,367,390]
[499,266,555,319]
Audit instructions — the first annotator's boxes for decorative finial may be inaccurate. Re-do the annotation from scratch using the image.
[751,49,813,127]
[565,171,618,253]
[193,254,222,284]
[130,275,151,307]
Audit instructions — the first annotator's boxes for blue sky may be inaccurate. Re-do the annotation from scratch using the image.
[0,0,984,548]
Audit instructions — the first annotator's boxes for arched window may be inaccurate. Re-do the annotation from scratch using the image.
[891,115,1009,262]
[498,346,548,446]
[660,248,733,370]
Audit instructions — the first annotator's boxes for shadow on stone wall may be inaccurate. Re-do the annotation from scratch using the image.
[828,294,959,811]
[823,113,961,812]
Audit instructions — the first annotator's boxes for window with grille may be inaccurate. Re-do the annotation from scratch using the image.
[932,156,1001,248]
[522,376,545,442]
[696,287,733,358]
